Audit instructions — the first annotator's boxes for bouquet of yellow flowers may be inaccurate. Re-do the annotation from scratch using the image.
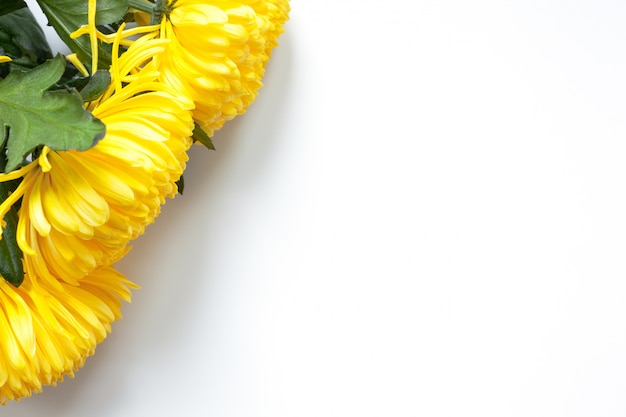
[0,0,289,403]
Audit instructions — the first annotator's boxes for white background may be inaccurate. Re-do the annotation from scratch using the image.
[10,0,626,415]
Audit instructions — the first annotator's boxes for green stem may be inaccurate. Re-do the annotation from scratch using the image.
[127,0,154,14]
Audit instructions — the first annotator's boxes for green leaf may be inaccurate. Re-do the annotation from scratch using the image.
[192,123,215,150]
[0,55,105,171]
[0,0,27,17]
[0,183,24,287]
[78,70,111,102]
[0,154,23,287]
[127,0,155,14]
[0,7,53,77]
[35,0,128,69]
[176,174,184,195]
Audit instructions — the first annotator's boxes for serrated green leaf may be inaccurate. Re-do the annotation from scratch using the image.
[36,0,128,69]
[0,55,105,171]
[0,153,23,287]
[0,0,26,17]
[192,122,215,150]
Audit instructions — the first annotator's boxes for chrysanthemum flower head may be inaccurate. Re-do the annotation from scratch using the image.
[136,0,290,136]
[0,34,193,288]
[0,265,134,403]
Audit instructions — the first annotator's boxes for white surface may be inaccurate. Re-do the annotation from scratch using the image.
[10,0,626,415]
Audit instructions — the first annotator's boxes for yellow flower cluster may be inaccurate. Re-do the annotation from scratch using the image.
[0,0,288,403]
[152,0,290,136]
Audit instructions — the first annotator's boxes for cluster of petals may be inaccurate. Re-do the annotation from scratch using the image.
[0,266,134,402]
[0,0,288,403]
[0,32,193,403]
[137,0,290,136]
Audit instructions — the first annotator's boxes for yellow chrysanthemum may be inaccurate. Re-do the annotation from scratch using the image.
[135,0,289,136]
[0,26,193,402]
[0,34,194,288]
[0,265,135,403]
